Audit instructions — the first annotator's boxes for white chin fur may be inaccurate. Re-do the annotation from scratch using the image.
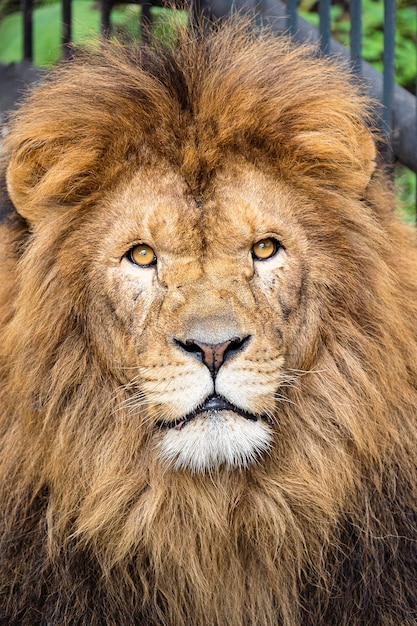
[157,411,272,473]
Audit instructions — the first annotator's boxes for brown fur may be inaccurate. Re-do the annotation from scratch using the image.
[1,19,417,626]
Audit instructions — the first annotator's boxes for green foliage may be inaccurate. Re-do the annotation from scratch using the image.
[0,3,186,66]
[0,1,95,66]
[300,0,417,93]
[395,165,416,224]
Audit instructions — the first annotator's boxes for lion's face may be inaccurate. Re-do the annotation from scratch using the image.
[73,157,318,473]
[2,20,380,484]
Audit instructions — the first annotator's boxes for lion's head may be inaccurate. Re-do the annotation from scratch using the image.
[1,20,417,626]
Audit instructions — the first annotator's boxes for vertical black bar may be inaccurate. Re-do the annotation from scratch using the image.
[22,0,33,61]
[101,0,112,38]
[319,0,331,55]
[62,0,72,59]
[286,0,297,36]
[141,2,151,45]
[382,0,396,139]
[349,0,362,74]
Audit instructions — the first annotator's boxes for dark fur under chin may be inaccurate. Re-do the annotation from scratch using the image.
[1,456,416,626]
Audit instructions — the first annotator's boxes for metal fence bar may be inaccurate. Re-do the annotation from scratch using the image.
[383,0,396,139]
[62,0,72,59]
[349,0,362,75]
[140,3,152,45]
[22,0,33,61]
[101,0,112,38]
[286,0,297,37]
[318,0,331,55]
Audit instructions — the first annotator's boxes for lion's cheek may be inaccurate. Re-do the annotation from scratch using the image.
[251,271,323,371]
[91,266,161,369]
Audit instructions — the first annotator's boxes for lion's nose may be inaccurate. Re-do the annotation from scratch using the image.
[175,336,251,375]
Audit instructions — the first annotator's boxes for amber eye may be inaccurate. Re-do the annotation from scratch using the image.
[252,238,281,261]
[127,244,157,267]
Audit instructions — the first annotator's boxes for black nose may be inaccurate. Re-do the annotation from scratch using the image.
[175,336,251,375]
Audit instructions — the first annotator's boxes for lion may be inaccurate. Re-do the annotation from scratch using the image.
[0,18,417,626]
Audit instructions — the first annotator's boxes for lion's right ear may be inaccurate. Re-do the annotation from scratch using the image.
[5,135,102,224]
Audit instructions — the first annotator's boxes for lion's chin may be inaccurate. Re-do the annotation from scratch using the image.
[157,410,272,473]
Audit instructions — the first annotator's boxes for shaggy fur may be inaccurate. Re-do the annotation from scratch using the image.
[1,19,417,626]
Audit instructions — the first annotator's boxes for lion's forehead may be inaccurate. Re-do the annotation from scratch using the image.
[103,160,296,286]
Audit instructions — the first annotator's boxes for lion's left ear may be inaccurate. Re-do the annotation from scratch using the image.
[289,123,378,197]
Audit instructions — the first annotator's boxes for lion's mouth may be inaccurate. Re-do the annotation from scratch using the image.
[157,394,261,431]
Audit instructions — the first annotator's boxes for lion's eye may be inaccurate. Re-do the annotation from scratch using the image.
[127,244,157,267]
[252,238,281,261]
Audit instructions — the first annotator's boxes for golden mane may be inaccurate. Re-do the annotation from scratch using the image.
[1,18,417,626]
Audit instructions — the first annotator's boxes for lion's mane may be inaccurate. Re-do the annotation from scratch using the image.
[1,20,417,626]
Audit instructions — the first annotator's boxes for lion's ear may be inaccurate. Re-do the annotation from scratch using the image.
[291,121,378,196]
[6,137,100,224]
[6,133,64,222]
